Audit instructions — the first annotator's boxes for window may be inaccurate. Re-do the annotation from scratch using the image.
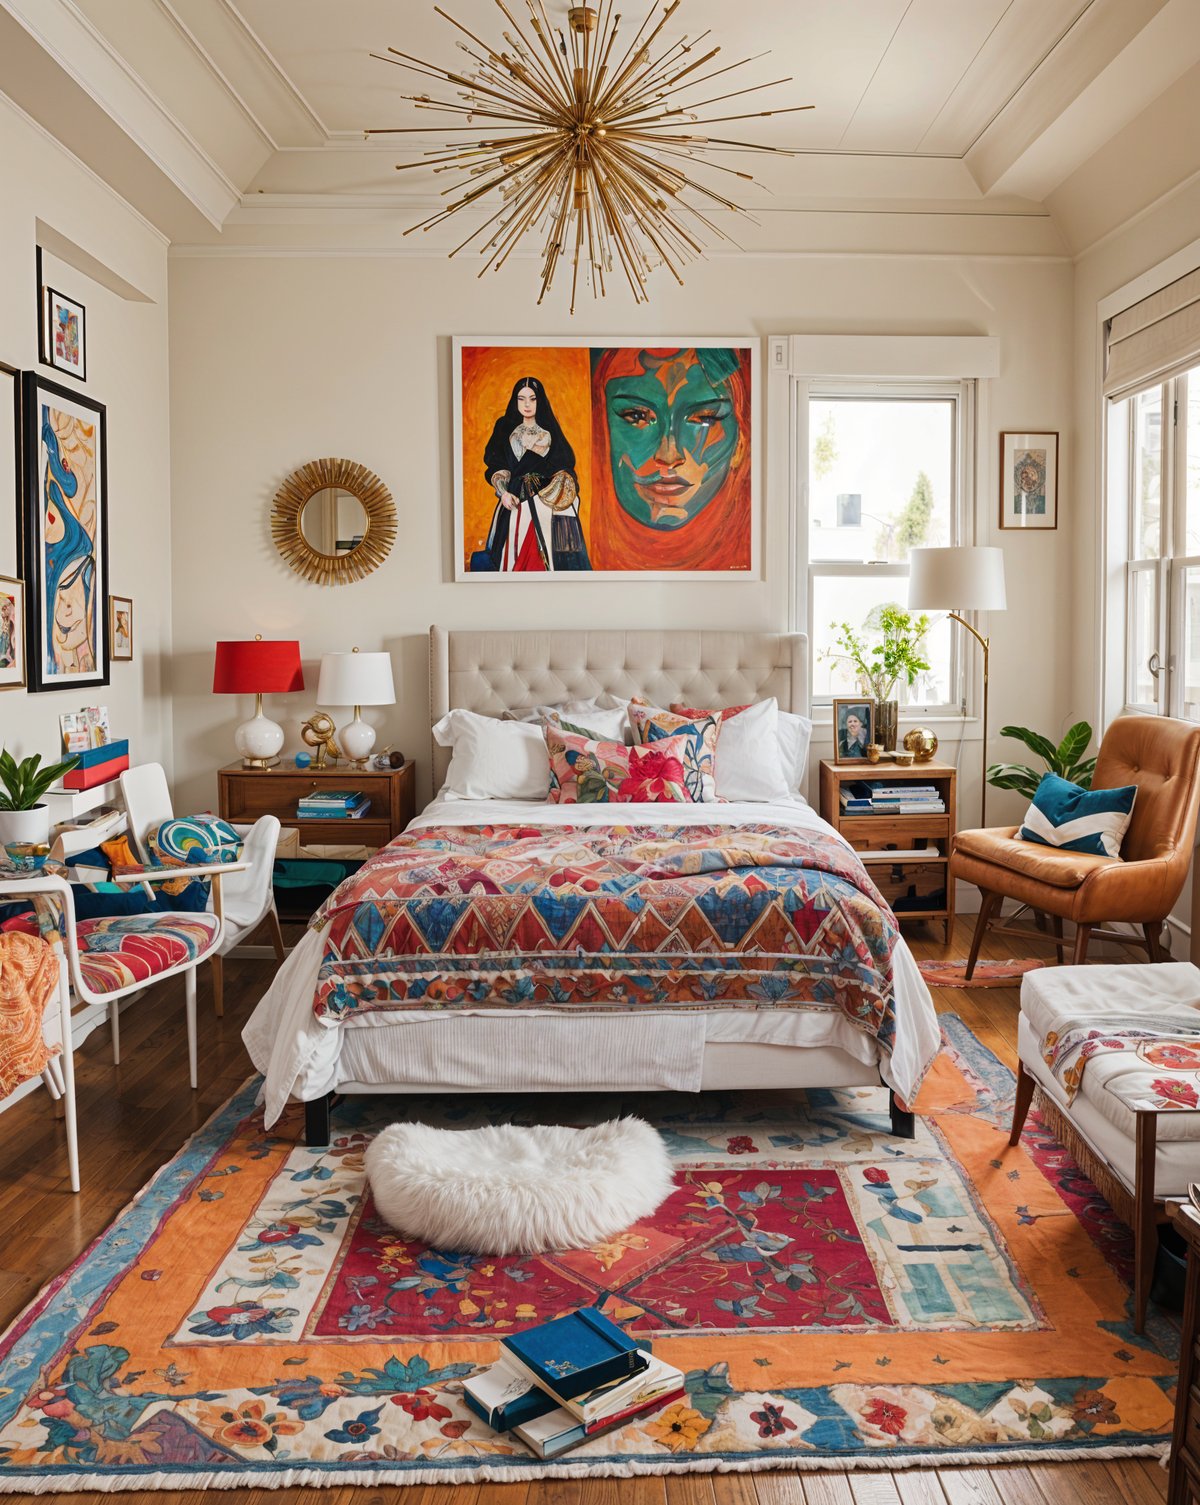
[1114,364,1200,719]
[804,381,972,711]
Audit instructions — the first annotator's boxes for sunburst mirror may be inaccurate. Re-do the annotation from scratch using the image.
[270,458,397,586]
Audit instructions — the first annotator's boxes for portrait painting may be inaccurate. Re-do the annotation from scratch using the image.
[110,594,133,662]
[0,576,25,691]
[833,698,874,765]
[999,430,1058,530]
[21,373,109,692]
[454,337,757,578]
[40,285,87,383]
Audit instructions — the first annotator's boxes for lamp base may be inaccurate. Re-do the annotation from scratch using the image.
[235,710,284,770]
[338,712,376,770]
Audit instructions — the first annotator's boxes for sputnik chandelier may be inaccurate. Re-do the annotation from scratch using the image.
[367,1,812,310]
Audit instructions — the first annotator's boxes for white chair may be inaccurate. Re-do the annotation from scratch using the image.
[119,763,286,1017]
[0,874,225,1191]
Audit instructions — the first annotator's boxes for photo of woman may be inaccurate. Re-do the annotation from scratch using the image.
[473,376,590,572]
[834,700,874,763]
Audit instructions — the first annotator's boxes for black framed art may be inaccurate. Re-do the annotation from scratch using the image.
[21,371,109,693]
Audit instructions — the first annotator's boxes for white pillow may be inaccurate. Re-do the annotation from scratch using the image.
[776,709,813,791]
[508,697,631,744]
[712,699,791,802]
[432,710,549,799]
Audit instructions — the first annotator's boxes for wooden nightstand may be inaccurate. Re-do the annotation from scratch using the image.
[818,758,957,942]
[218,761,416,850]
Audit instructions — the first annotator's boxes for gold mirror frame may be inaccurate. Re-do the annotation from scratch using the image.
[271,458,397,586]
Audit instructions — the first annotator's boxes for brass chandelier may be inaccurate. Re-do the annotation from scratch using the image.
[368,1,812,310]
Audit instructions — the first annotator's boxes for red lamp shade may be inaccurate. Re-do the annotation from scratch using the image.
[213,639,304,695]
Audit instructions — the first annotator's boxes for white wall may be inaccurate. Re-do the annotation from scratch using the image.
[167,250,1074,831]
[0,93,174,774]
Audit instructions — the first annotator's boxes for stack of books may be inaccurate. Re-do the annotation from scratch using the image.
[840,780,946,815]
[463,1307,685,1459]
[296,790,369,820]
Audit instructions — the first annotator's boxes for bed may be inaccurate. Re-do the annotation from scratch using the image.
[242,627,940,1144]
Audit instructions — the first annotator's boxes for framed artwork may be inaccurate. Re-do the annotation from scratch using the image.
[39,281,87,384]
[0,576,25,691]
[0,360,18,563]
[110,594,133,661]
[453,337,758,579]
[999,430,1058,530]
[21,372,109,693]
[833,698,875,764]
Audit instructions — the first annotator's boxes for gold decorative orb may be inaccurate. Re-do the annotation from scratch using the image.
[903,727,939,762]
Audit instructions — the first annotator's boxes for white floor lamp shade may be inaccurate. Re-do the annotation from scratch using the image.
[907,547,1007,827]
[317,649,396,767]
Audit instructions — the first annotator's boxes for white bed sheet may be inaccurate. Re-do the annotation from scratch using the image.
[243,794,939,1124]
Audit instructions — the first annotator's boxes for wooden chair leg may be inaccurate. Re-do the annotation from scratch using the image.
[210,953,224,1018]
[1009,1060,1036,1145]
[1051,914,1064,964]
[109,999,120,1065]
[1143,922,1166,962]
[964,891,999,980]
[1134,1112,1159,1334]
[1071,923,1092,966]
[267,905,287,964]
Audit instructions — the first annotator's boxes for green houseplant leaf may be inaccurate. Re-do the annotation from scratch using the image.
[1054,721,1092,771]
[986,722,1095,799]
[0,749,81,811]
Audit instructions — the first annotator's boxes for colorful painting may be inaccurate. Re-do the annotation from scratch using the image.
[21,374,108,693]
[40,284,87,383]
[0,575,25,690]
[110,593,133,662]
[455,338,757,578]
[1000,431,1058,530]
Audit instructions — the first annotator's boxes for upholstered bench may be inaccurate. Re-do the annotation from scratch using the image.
[1011,961,1200,1332]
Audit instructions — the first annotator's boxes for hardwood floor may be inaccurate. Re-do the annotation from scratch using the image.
[0,919,1171,1505]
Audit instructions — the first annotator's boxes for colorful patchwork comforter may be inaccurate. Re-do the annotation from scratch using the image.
[309,821,903,1058]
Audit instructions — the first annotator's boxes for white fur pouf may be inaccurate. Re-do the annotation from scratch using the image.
[365,1117,675,1255]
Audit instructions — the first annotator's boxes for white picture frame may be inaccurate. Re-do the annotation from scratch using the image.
[999,430,1058,530]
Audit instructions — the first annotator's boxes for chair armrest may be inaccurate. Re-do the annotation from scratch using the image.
[108,861,250,885]
[0,873,74,903]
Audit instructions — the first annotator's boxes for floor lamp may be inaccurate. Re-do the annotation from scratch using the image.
[907,546,1007,828]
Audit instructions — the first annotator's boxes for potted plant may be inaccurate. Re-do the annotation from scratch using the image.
[986,721,1096,797]
[0,748,81,847]
[829,605,932,750]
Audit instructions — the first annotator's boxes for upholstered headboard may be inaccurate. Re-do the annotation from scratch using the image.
[429,627,809,788]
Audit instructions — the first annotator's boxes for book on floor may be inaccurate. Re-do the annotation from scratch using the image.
[512,1383,682,1459]
[499,1306,646,1403]
[462,1358,559,1432]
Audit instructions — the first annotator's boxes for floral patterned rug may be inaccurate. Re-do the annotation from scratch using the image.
[917,959,1049,988]
[0,1017,1177,1493]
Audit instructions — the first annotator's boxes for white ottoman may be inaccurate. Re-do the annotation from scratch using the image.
[1012,961,1200,1332]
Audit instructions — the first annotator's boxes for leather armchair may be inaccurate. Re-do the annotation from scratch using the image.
[952,714,1200,976]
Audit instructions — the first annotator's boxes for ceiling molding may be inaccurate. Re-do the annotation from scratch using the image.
[2,0,240,228]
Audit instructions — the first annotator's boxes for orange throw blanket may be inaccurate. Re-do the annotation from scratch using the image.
[0,931,60,1098]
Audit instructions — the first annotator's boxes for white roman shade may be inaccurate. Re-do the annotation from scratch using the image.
[1104,265,1200,400]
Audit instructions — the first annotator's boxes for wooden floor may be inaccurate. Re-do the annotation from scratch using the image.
[0,918,1171,1505]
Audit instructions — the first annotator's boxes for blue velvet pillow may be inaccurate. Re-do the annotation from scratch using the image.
[1018,771,1136,858]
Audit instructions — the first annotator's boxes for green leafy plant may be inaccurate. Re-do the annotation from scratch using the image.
[986,722,1096,799]
[0,749,81,811]
[829,605,932,703]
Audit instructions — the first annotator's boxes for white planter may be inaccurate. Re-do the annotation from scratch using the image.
[0,805,51,847]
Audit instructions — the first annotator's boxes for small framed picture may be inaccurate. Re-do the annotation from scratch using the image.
[0,575,25,690]
[40,282,87,383]
[110,595,133,661]
[833,698,874,764]
[999,430,1058,530]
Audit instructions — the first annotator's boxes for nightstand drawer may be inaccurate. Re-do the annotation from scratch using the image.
[863,859,947,913]
[1186,1385,1200,1462]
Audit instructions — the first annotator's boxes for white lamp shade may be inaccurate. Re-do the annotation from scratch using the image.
[907,546,1007,612]
[317,651,396,707]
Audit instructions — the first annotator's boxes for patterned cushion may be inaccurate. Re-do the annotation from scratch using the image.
[75,912,221,996]
[627,700,719,802]
[1019,772,1137,859]
[544,726,696,804]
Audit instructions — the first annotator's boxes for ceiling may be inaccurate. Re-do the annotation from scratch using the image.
[1,0,1199,258]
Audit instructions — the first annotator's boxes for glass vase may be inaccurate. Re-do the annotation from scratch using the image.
[875,699,899,752]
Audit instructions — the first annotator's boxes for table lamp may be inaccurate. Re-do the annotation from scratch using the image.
[212,636,304,769]
[907,546,1007,827]
[317,648,396,768]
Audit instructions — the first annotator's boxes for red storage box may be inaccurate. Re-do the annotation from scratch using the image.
[63,753,130,790]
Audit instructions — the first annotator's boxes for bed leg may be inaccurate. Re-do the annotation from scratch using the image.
[889,1090,916,1140]
[304,1092,333,1148]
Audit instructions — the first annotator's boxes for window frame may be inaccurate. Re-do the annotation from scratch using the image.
[797,376,976,717]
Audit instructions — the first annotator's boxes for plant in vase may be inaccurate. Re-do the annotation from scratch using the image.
[828,606,932,751]
[0,748,80,848]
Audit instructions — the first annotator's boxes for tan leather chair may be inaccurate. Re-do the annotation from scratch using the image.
[953,715,1200,976]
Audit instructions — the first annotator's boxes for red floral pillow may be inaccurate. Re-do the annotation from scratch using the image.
[670,701,751,721]
[544,725,696,804]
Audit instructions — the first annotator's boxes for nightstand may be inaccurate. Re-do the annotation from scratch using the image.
[217,761,416,850]
[1168,1202,1200,1504]
[818,758,957,942]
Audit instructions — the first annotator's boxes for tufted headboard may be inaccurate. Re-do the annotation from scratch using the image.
[429,626,808,789]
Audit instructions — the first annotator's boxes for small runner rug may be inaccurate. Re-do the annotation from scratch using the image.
[918,958,1049,988]
[0,1018,1175,1493]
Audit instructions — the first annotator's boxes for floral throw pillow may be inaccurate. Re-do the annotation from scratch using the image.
[544,725,696,804]
[627,700,720,803]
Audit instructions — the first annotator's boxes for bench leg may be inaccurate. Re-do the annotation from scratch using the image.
[305,1091,334,1148]
[1134,1112,1158,1334]
[1010,1060,1036,1145]
[889,1090,916,1139]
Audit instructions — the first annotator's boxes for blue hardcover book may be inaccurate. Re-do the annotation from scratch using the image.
[500,1307,644,1403]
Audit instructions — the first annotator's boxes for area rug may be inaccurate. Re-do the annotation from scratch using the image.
[918,958,1049,988]
[0,1018,1176,1493]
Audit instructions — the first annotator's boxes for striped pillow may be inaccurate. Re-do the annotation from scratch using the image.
[1018,772,1137,858]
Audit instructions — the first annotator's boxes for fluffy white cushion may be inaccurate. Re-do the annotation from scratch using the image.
[365,1117,675,1255]
[777,709,813,791]
[713,699,791,801]
[432,709,549,799]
